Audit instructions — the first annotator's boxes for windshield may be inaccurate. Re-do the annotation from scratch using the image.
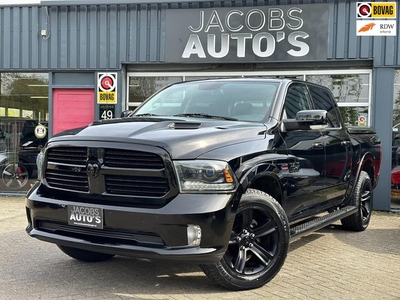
[133,80,279,122]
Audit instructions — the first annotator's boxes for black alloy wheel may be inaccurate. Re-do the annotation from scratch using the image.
[200,189,290,290]
[341,170,373,231]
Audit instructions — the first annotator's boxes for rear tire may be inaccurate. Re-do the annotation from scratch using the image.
[57,245,114,262]
[200,189,290,290]
[341,171,373,231]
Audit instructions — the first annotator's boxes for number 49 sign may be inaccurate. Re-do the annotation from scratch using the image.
[99,104,115,120]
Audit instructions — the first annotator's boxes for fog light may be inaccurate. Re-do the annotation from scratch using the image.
[187,224,201,246]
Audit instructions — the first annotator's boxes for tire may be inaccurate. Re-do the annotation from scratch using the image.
[341,171,373,231]
[57,245,114,262]
[200,189,290,291]
[1,163,29,190]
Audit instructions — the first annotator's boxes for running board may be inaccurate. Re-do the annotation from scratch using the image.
[290,205,357,239]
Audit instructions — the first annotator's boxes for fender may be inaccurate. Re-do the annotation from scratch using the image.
[232,153,287,207]
[345,151,376,202]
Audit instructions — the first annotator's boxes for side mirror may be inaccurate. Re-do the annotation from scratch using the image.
[296,110,327,125]
[283,110,328,131]
[120,110,133,118]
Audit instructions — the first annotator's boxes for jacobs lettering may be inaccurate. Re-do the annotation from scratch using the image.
[189,7,304,34]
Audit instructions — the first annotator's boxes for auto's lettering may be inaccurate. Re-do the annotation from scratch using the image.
[69,206,101,224]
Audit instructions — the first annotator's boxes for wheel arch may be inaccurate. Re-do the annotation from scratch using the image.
[358,152,376,187]
[236,163,284,207]
[346,151,376,202]
[361,157,375,186]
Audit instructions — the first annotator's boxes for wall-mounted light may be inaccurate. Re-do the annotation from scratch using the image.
[41,7,50,40]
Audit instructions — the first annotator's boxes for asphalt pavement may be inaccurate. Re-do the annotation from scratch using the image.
[1,195,399,300]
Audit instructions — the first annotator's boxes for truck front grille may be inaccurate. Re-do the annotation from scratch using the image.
[44,146,171,199]
[46,169,89,192]
[104,149,164,169]
[46,147,89,192]
[105,175,169,196]
[47,146,87,165]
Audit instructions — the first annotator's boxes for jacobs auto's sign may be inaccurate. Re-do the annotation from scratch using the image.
[165,4,329,63]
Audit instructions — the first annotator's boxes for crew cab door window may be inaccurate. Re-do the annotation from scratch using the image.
[308,85,341,128]
[278,83,326,217]
[308,84,351,197]
[284,84,312,119]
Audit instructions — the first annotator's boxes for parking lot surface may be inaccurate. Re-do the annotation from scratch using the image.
[1,195,399,300]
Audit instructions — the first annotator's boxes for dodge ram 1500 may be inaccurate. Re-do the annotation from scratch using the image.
[26,78,381,290]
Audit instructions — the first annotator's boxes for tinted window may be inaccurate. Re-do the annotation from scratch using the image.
[284,84,311,119]
[135,80,279,122]
[308,85,341,128]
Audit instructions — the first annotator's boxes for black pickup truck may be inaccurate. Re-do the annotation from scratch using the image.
[26,78,381,290]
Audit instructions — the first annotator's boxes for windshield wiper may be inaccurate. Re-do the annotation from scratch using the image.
[134,113,160,117]
[173,113,238,121]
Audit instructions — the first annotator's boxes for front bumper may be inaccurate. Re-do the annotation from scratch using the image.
[26,185,237,264]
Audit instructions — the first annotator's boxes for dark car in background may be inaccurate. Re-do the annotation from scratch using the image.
[0,118,47,191]
[391,146,400,199]
[391,121,400,200]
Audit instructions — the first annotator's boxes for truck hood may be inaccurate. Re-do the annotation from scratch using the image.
[50,117,269,159]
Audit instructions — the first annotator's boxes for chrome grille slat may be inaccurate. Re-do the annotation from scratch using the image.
[46,170,87,179]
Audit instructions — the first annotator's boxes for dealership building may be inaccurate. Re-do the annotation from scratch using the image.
[0,0,398,211]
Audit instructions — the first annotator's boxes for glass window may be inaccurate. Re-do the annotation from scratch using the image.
[308,84,341,128]
[127,76,182,110]
[134,80,279,122]
[338,107,368,127]
[306,74,370,103]
[0,72,49,193]
[128,72,371,123]
[284,84,311,119]
[306,73,370,127]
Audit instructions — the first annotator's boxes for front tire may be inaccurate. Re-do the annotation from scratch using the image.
[341,171,373,231]
[200,189,290,290]
[57,245,114,262]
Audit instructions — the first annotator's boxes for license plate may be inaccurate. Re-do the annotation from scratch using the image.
[68,205,103,229]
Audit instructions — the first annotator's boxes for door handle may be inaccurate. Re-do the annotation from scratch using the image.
[341,141,351,147]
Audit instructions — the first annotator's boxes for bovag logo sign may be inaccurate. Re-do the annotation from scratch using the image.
[357,2,396,19]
